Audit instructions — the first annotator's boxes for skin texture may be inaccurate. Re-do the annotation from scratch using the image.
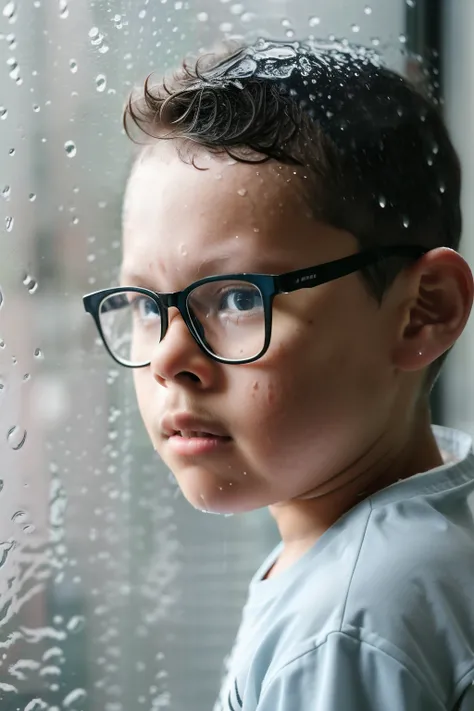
[121,140,473,570]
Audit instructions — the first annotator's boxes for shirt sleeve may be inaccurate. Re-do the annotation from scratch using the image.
[256,631,446,711]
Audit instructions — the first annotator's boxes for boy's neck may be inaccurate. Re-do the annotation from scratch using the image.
[268,413,445,559]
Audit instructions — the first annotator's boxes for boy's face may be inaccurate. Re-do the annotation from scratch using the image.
[122,142,402,514]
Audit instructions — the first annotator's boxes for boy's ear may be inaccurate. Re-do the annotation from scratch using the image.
[392,247,473,372]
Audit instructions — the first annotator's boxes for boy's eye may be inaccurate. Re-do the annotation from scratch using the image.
[132,295,160,321]
[219,287,263,313]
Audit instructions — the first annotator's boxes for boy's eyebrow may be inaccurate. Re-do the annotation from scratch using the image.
[118,255,236,288]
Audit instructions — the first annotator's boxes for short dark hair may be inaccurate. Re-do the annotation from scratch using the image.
[123,38,462,391]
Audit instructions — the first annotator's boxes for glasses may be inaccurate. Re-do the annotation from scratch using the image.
[82,245,426,367]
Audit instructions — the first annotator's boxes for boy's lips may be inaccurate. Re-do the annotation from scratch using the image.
[161,414,232,457]
[161,413,231,440]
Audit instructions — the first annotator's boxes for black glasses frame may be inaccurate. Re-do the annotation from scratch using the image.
[83,244,427,367]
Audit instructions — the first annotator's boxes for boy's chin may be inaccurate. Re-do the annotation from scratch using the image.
[173,467,266,516]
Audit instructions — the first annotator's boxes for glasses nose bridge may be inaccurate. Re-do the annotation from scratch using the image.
[158,288,196,341]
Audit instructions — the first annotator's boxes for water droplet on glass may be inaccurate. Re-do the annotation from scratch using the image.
[59,0,68,18]
[439,182,446,194]
[34,348,43,359]
[63,689,87,708]
[406,0,416,7]
[402,216,410,228]
[9,148,15,155]
[230,3,244,14]
[69,59,77,73]
[371,37,380,46]
[29,192,36,201]
[399,34,407,44]
[88,26,100,39]
[2,1,16,20]
[5,216,14,232]
[0,339,5,348]
[7,425,27,450]
[241,11,255,22]
[0,480,3,493]
[0,289,3,309]
[196,11,208,21]
[351,24,360,33]
[67,615,85,633]
[379,195,387,208]
[237,188,247,197]
[138,8,146,18]
[22,274,38,293]
[95,74,106,92]
[2,185,11,199]
[364,5,372,14]
[309,16,320,27]
[64,140,76,157]
[219,21,233,32]
[98,43,109,54]
[0,107,8,120]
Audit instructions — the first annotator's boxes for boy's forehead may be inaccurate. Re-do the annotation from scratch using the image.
[122,141,311,226]
[120,140,355,286]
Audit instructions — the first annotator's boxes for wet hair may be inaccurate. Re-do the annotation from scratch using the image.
[123,38,462,392]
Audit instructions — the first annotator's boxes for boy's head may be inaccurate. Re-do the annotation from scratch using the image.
[117,38,472,514]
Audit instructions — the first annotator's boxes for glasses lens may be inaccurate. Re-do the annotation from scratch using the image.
[187,280,265,361]
[99,291,161,366]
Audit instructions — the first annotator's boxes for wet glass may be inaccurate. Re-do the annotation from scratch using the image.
[2,2,470,711]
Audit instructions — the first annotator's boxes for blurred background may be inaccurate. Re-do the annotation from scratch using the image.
[0,1,473,710]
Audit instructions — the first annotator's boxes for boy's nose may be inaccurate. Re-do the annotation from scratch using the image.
[149,308,216,388]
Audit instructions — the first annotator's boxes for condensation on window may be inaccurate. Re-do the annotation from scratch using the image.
[0,2,424,710]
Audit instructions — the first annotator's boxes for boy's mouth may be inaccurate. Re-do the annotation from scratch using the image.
[161,413,232,442]
[174,430,231,440]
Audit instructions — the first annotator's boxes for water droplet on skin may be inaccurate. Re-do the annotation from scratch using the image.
[196,11,208,21]
[5,216,13,231]
[309,16,320,27]
[237,188,247,197]
[179,244,188,256]
[7,425,27,450]
[379,195,387,208]
[0,107,8,120]
[59,0,68,18]
[69,59,77,73]
[64,140,76,157]
[95,74,106,92]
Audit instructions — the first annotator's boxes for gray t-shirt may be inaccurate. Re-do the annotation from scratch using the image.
[214,425,474,711]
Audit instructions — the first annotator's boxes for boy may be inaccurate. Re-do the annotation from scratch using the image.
[83,39,474,710]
